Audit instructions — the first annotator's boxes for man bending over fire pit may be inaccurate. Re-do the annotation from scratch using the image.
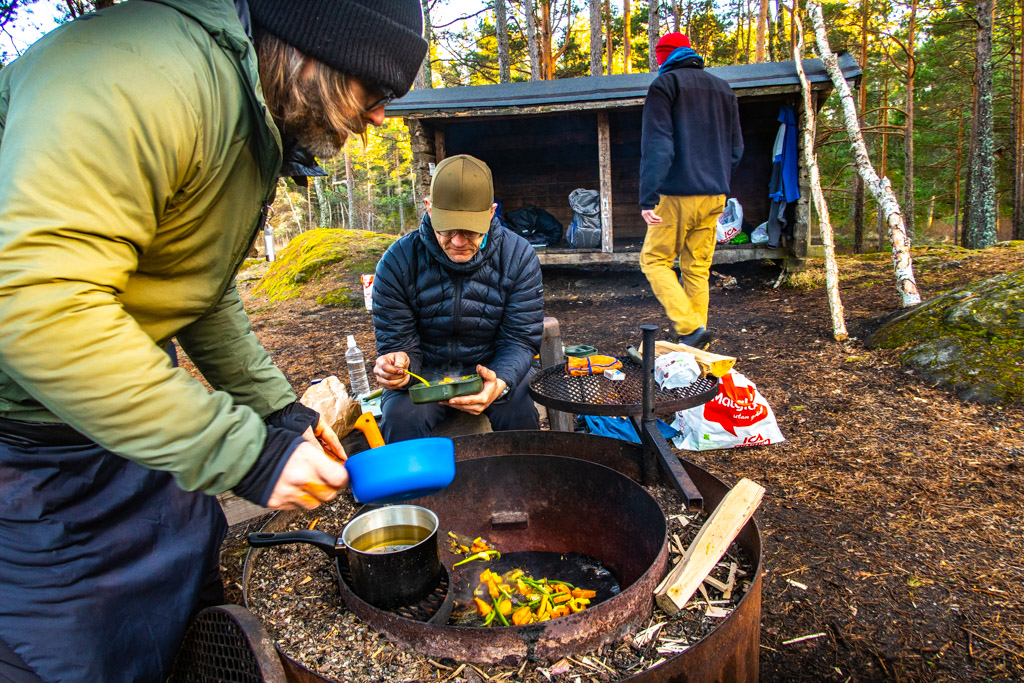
[0,1,426,681]
[372,155,544,442]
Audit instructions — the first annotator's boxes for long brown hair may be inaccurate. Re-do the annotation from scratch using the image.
[254,27,369,149]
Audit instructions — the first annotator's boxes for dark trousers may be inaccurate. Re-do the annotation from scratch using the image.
[0,418,225,682]
[380,372,539,442]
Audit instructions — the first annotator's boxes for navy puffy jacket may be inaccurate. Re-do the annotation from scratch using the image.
[372,214,544,395]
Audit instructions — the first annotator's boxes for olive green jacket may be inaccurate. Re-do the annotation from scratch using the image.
[0,0,294,494]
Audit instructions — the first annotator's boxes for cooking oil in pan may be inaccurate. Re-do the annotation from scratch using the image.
[350,524,431,554]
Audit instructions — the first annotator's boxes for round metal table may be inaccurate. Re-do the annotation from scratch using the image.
[528,358,719,417]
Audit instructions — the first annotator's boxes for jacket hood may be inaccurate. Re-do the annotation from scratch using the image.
[417,213,506,275]
[145,0,282,183]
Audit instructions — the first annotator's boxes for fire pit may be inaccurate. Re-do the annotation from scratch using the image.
[243,431,762,682]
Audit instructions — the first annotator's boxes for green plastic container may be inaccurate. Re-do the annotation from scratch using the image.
[409,374,483,404]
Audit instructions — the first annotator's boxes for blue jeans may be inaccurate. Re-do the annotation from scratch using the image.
[380,372,539,442]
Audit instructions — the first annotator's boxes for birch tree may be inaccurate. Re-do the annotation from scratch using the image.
[794,12,847,340]
[808,1,922,307]
[495,0,511,83]
[590,0,603,74]
[963,0,996,248]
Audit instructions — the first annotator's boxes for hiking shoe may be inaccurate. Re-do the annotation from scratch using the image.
[676,326,713,351]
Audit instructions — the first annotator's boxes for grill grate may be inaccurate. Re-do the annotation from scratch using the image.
[169,605,285,683]
[529,358,718,416]
[337,555,450,623]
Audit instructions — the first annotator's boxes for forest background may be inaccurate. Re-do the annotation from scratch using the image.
[2,0,1022,253]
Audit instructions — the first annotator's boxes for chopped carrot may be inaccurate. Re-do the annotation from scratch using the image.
[512,606,532,625]
[487,581,500,599]
[552,593,572,604]
[498,599,512,616]
[571,589,597,599]
[516,580,531,595]
[473,597,492,616]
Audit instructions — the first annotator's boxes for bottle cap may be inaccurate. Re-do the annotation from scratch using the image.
[347,335,357,348]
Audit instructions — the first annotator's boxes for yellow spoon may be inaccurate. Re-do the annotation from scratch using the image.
[403,369,431,386]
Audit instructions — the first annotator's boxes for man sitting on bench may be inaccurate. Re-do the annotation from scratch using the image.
[371,155,543,442]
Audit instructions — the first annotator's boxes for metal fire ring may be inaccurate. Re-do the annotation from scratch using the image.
[529,358,719,416]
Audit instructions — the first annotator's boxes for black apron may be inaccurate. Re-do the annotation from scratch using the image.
[0,419,226,682]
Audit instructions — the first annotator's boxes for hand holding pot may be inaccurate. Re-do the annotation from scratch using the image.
[266,441,350,511]
[443,364,506,415]
[374,351,411,390]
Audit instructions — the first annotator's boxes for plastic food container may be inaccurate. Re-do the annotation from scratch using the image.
[408,375,483,404]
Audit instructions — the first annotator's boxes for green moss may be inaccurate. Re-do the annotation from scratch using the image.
[316,287,362,308]
[252,228,396,303]
[868,267,1024,404]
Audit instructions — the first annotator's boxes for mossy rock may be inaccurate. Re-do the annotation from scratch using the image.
[316,287,362,308]
[252,229,397,303]
[868,267,1024,404]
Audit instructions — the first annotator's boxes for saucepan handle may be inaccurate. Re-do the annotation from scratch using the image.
[247,530,344,557]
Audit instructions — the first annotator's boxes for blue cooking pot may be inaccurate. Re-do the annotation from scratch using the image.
[344,412,456,504]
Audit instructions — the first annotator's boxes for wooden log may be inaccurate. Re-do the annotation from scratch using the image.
[540,316,574,432]
[654,478,765,616]
[641,340,737,378]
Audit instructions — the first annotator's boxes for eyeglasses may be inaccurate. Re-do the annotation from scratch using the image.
[436,229,485,240]
[364,87,396,113]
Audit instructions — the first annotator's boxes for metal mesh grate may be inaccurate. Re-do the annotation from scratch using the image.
[337,555,450,622]
[169,606,284,683]
[529,358,719,416]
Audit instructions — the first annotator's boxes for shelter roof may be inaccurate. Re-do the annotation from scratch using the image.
[388,54,862,118]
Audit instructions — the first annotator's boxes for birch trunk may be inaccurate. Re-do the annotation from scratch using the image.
[590,0,603,75]
[648,0,660,73]
[525,0,541,81]
[793,14,847,341]
[496,0,511,83]
[807,1,921,307]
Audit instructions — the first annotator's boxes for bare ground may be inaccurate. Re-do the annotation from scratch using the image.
[214,245,1024,681]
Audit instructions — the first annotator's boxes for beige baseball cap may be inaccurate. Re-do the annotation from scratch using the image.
[429,155,494,233]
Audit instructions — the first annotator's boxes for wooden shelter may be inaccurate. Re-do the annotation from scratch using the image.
[388,56,862,266]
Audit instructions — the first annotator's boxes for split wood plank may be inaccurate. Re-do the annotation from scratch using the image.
[639,340,737,378]
[654,477,765,616]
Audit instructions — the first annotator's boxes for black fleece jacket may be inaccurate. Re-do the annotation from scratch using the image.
[638,61,745,209]
[372,214,543,396]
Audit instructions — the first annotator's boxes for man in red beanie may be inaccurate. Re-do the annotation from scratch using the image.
[638,33,744,350]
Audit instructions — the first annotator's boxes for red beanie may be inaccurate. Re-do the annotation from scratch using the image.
[655,33,691,65]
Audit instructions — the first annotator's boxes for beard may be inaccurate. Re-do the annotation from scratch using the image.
[281,101,360,159]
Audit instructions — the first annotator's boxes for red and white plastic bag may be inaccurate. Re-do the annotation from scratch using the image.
[671,371,784,450]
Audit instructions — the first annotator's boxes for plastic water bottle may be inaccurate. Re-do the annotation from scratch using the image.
[345,335,370,399]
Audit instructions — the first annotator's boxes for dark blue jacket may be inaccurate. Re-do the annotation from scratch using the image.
[639,61,744,209]
[373,214,543,395]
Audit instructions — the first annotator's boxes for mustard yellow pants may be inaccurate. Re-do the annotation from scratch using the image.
[639,194,725,336]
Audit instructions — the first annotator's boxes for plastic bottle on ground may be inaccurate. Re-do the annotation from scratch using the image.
[345,335,371,399]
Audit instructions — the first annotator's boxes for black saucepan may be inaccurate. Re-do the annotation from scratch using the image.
[248,505,442,609]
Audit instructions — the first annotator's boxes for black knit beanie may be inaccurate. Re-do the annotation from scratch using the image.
[248,0,427,97]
